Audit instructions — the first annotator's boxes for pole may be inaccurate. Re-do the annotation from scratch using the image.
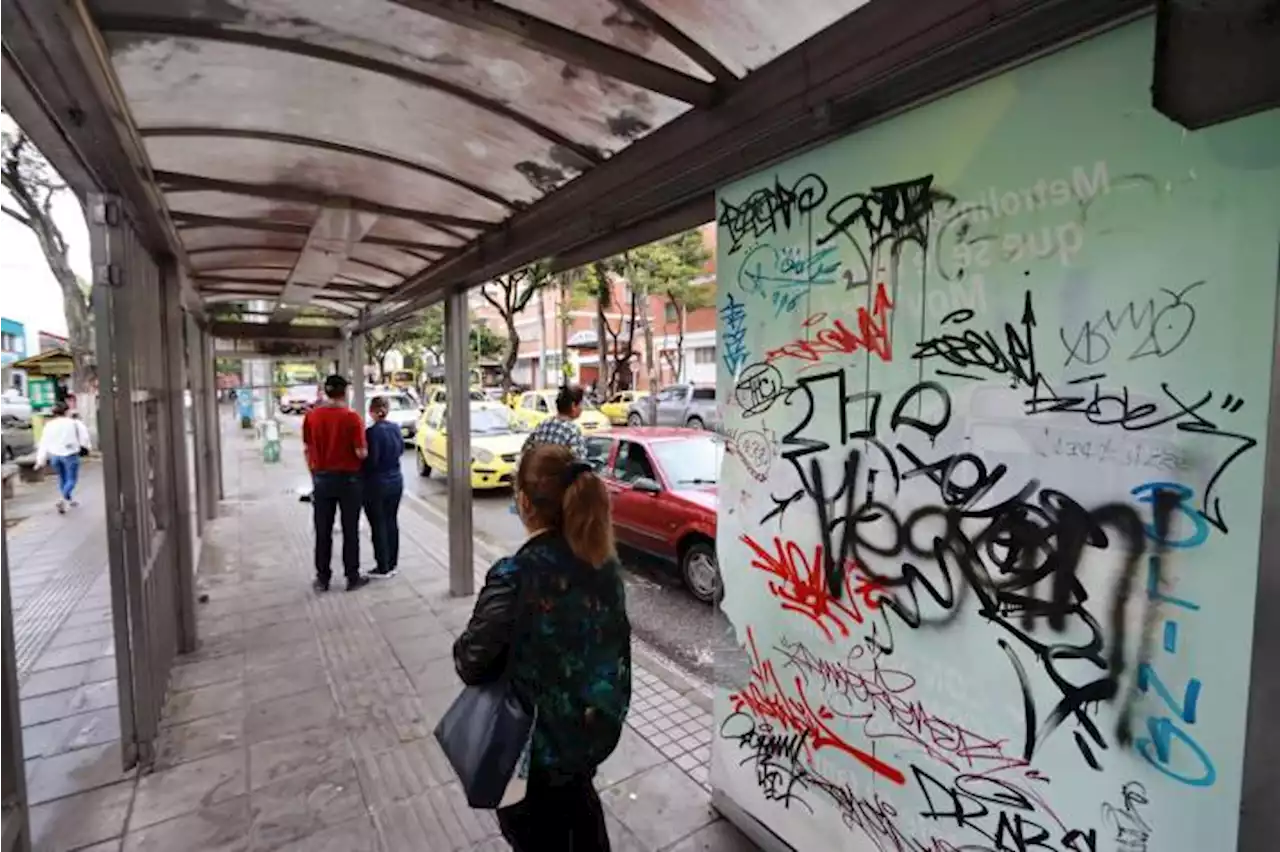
[445,286,474,597]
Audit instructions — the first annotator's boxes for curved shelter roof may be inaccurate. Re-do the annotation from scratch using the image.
[4,0,1158,330]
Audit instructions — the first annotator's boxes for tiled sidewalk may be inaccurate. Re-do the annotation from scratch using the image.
[11,418,751,852]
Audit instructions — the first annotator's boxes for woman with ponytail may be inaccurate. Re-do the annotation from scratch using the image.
[453,444,630,851]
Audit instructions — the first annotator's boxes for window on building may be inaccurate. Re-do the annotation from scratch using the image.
[694,346,716,364]
[1,332,16,352]
[664,303,678,324]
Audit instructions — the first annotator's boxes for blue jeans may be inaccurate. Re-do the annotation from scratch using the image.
[363,476,403,571]
[49,454,80,501]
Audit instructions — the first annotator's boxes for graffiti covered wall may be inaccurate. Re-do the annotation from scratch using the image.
[712,20,1279,852]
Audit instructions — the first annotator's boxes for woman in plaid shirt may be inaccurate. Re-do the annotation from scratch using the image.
[521,384,588,461]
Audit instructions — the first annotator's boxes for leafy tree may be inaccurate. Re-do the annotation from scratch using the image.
[656,230,713,381]
[470,321,505,363]
[420,304,446,363]
[1,129,93,391]
[363,316,423,382]
[481,261,554,395]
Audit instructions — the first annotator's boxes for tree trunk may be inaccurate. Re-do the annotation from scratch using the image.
[41,227,95,392]
[592,264,610,397]
[638,283,657,392]
[559,282,571,384]
[595,297,609,396]
[502,313,518,396]
[676,303,688,382]
[537,286,548,389]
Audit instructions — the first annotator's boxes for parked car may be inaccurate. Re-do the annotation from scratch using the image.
[366,391,419,445]
[1,389,33,425]
[626,384,719,430]
[512,390,611,434]
[584,428,722,603]
[422,384,487,407]
[1,413,36,462]
[415,401,524,489]
[279,384,318,414]
[600,390,648,425]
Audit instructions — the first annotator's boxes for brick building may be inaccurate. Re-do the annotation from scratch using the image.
[473,223,719,391]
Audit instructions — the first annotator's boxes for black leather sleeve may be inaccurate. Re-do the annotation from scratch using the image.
[452,561,521,686]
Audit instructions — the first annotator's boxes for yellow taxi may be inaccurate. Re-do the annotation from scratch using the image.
[422,384,487,407]
[414,401,525,489]
[600,390,649,425]
[511,390,611,434]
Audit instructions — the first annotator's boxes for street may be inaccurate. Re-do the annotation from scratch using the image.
[393,445,737,685]
[278,414,735,685]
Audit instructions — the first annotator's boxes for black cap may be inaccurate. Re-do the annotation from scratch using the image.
[323,374,350,397]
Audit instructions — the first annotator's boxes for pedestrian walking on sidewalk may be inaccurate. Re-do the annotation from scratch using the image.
[362,395,403,578]
[35,402,91,514]
[520,384,588,461]
[454,444,630,852]
[302,375,370,592]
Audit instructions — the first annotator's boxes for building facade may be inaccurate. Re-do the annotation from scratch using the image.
[1,317,28,393]
[473,222,721,392]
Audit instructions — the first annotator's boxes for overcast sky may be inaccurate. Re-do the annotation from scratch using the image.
[1,115,91,351]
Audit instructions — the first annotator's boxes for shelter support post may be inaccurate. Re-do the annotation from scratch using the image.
[337,337,350,386]
[444,288,474,597]
[186,314,207,538]
[90,193,142,768]
[2,531,32,852]
[0,47,32,852]
[160,260,198,653]
[205,327,223,508]
[352,331,366,416]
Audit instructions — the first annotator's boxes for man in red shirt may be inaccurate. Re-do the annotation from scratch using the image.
[302,375,370,591]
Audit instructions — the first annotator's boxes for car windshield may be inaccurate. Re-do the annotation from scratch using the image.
[651,437,724,486]
[471,407,514,433]
[382,395,416,411]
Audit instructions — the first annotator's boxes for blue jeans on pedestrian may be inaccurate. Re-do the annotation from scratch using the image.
[49,454,80,501]
[363,475,403,572]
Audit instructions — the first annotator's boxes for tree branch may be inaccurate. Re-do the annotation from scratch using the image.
[1,205,33,228]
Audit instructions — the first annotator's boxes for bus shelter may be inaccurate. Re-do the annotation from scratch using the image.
[2,1,1276,851]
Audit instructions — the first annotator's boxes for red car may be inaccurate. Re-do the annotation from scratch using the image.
[584,428,722,603]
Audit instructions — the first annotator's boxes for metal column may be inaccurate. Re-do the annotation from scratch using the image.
[2,531,31,852]
[90,193,186,769]
[444,288,474,597]
[90,194,143,768]
[185,314,207,538]
[351,332,366,416]
[337,335,350,384]
[205,327,223,507]
[161,261,198,653]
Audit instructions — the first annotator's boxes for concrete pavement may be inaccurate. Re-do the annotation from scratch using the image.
[4,414,755,852]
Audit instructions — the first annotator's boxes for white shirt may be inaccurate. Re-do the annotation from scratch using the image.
[36,417,91,466]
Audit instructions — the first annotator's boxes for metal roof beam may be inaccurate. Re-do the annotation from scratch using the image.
[94,15,603,166]
[171,213,452,252]
[139,126,519,211]
[209,321,342,343]
[389,0,716,106]
[606,0,737,84]
[155,171,495,231]
[186,243,305,257]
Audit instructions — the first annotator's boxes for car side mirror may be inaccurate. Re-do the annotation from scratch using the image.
[633,477,662,495]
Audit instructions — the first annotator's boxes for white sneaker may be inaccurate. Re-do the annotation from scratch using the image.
[56,501,66,515]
